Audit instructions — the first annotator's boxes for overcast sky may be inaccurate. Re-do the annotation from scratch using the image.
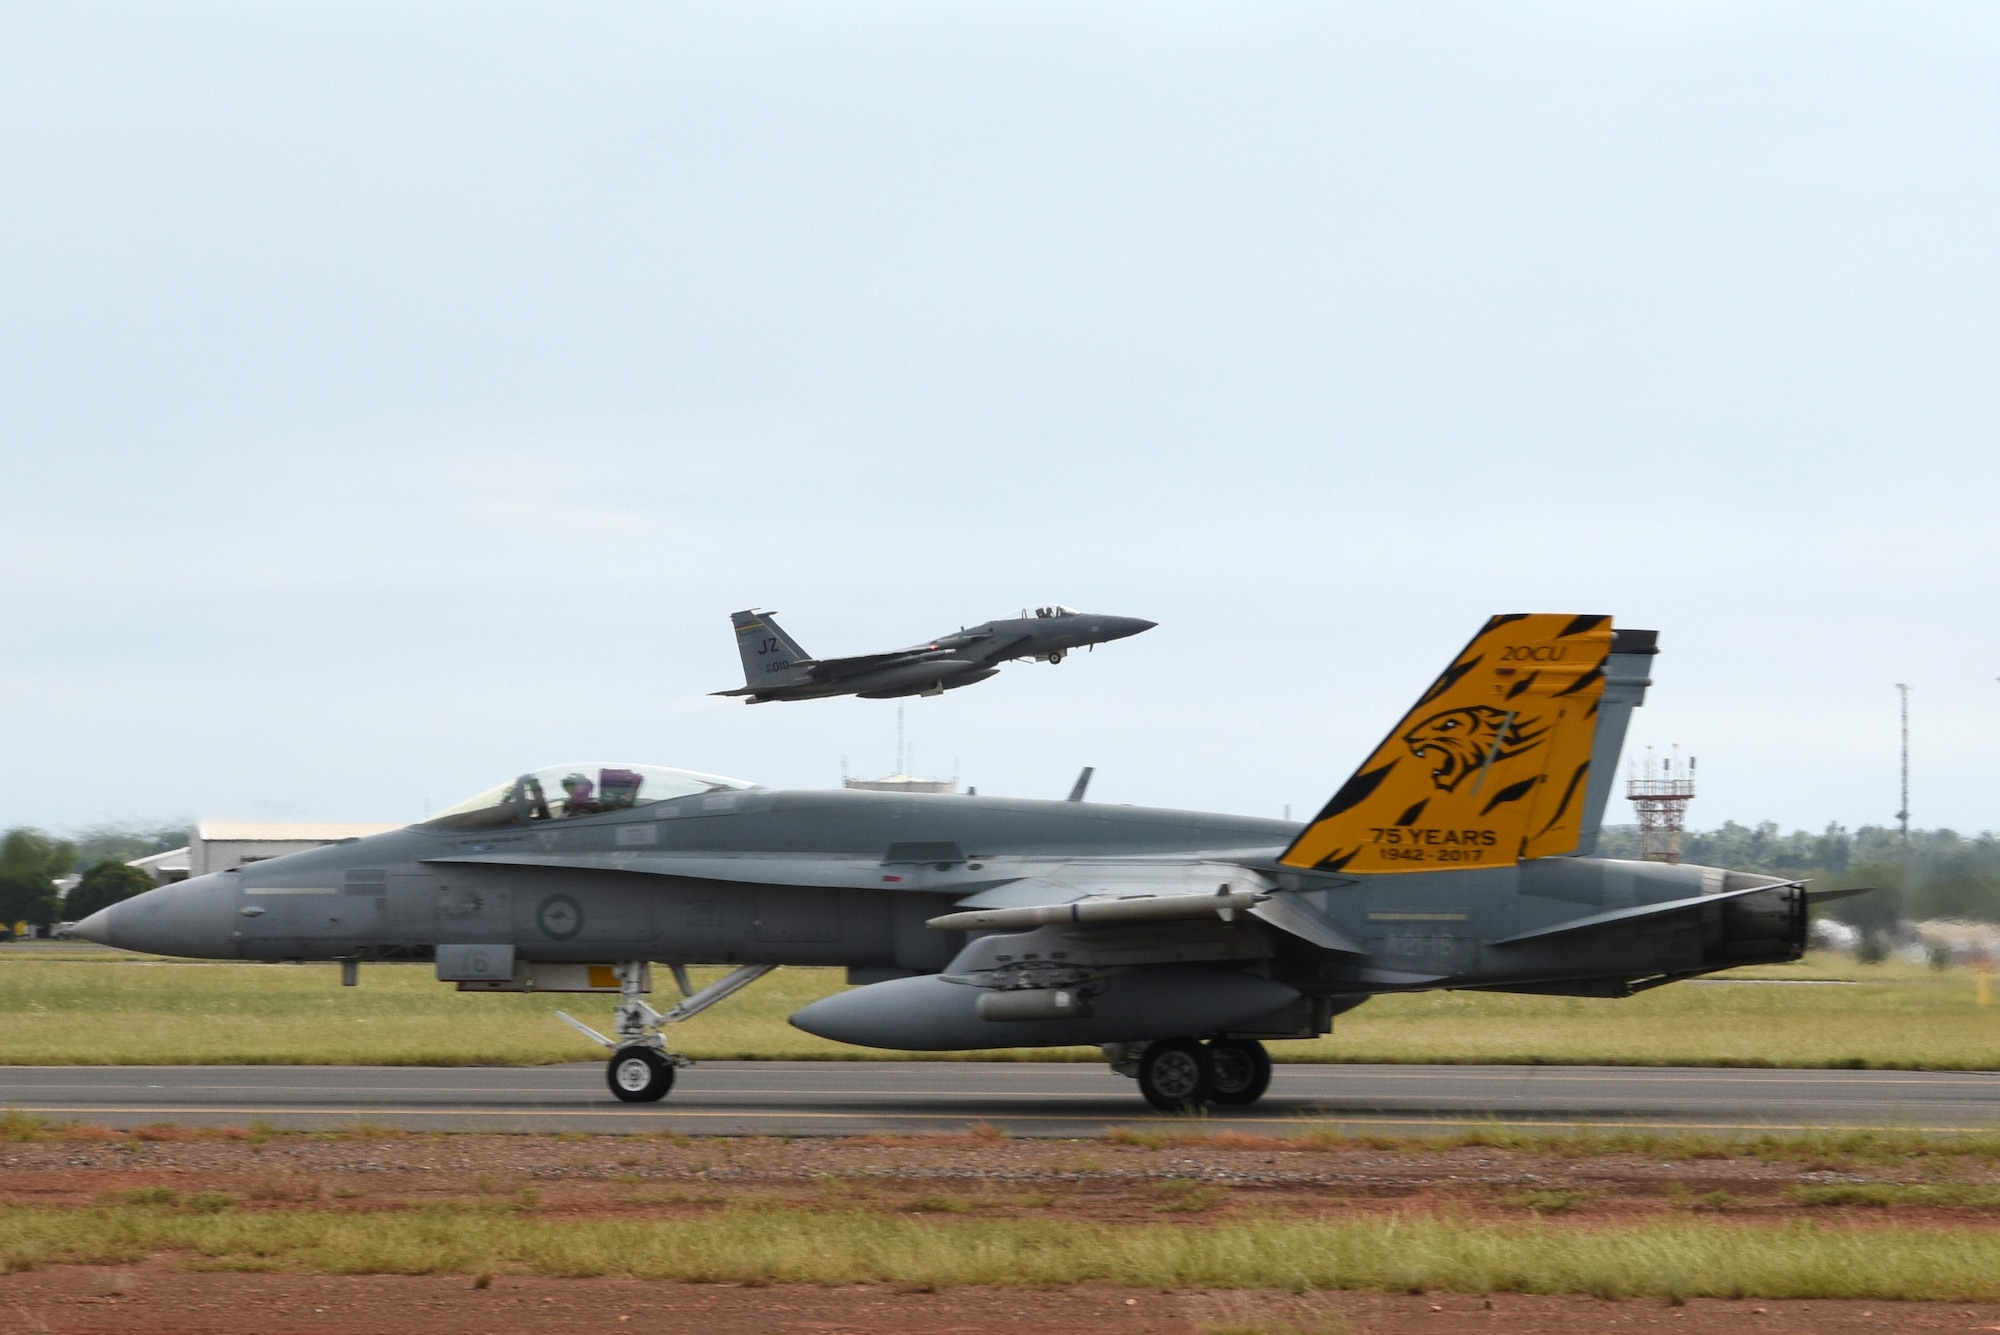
[3,2,1997,837]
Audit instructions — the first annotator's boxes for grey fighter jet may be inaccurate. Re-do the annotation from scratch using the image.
[714,605,1157,702]
[75,615,1858,1111]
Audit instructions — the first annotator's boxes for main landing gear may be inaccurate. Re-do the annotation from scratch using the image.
[1117,1037,1274,1112]
[557,961,777,1104]
[1207,1037,1274,1106]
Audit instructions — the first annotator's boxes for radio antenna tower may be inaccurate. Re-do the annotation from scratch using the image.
[1626,745,1697,864]
[1895,683,1911,846]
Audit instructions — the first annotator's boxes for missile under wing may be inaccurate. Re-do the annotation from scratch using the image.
[77,614,1856,1112]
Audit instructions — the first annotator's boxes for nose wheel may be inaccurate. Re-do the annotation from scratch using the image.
[607,1047,674,1102]
[560,962,778,1105]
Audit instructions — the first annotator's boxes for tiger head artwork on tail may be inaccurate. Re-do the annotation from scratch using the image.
[1400,706,1549,793]
[1280,614,1616,875]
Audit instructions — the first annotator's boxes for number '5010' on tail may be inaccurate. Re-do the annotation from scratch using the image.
[1279,614,1659,875]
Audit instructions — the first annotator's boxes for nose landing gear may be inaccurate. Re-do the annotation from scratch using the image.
[558,961,777,1104]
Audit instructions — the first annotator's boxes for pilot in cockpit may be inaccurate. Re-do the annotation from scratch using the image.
[559,772,602,817]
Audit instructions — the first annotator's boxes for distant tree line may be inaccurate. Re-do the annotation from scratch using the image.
[0,822,190,932]
[1597,822,2000,931]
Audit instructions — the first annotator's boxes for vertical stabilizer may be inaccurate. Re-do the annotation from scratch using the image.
[1569,628,1656,856]
[730,609,815,690]
[1280,614,1617,875]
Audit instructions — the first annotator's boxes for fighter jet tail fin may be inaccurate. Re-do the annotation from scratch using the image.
[1569,628,1656,856]
[1280,615,1644,876]
[728,609,816,692]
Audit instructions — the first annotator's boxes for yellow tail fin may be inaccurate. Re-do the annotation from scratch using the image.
[1280,614,1615,875]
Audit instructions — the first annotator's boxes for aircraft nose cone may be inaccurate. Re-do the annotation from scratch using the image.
[73,874,241,958]
[1104,616,1157,640]
[69,906,113,945]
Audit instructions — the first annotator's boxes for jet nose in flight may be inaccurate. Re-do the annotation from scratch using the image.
[71,873,242,959]
[1101,616,1158,641]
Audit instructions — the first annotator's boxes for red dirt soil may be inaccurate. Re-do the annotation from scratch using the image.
[7,1129,2000,1332]
[7,1126,2000,1227]
[5,1266,2000,1334]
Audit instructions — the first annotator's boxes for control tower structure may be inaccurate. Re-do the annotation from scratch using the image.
[1626,747,1696,864]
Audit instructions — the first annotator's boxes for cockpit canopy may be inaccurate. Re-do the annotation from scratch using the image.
[1033,604,1080,618]
[426,763,758,830]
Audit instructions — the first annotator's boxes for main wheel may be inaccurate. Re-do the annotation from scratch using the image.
[607,1047,674,1102]
[1206,1038,1272,1106]
[1137,1037,1213,1111]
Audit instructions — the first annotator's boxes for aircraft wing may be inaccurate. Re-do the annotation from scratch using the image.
[805,646,962,681]
[708,647,963,694]
[424,848,1368,956]
[808,627,1029,679]
[421,850,939,890]
[421,850,1283,894]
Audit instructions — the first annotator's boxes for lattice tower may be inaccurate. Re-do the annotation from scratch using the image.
[1626,746,1696,864]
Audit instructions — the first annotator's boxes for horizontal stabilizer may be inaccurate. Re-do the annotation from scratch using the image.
[1488,879,1806,948]
[1804,885,1875,903]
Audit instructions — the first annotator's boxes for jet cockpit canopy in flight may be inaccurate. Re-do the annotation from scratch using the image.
[426,763,758,829]
[1033,604,1080,618]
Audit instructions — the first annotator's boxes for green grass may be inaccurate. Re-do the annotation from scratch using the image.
[7,1203,2000,1299]
[1788,1183,2000,1209]
[1113,1123,2000,1163]
[1311,955,2000,1069]
[0,960,900,1066]
[1497,1189,1594,1213]
[1,952,1997,1068]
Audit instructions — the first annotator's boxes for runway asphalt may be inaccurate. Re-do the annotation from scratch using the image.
[5,1061,2000,1136]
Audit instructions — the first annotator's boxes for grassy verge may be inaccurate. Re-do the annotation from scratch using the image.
[1,953,1996,1068]
[6,1202,2000,1300]
[1104,1122,2000,1164]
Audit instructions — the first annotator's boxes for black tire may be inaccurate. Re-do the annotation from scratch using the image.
[1048,650,1065,664]
[1206,1038,1272,1106]
[1137,1037,1213,1111]
[607,1047,674,1102]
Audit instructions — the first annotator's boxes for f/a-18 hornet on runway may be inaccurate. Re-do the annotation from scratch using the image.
[77,615,1845,1110]
[713,605,1156,701]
